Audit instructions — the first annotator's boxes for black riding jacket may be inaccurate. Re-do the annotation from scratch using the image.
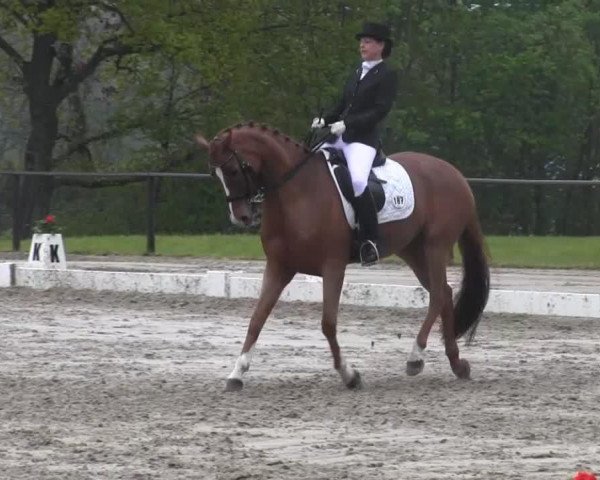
[324,61,398,148]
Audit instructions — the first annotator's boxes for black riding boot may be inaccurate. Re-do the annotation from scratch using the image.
[353,189,380,266]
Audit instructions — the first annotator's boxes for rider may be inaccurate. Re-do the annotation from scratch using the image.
[312,21,398,266]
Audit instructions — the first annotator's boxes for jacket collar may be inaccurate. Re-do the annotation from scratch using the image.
[355,61,386,83]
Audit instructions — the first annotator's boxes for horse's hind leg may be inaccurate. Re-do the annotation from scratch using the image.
[402,244,430,375]
[321,262,361,389]
[440,290,470,379]
[403,241,451,376]
[225,261,294,392]
[404,241,469,379]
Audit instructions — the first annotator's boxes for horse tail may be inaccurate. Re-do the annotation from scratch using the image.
[453,216,490,344]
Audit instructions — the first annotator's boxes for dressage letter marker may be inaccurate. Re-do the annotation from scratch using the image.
[27,233,67,270]
[32,243,41,261]
[50,244,60,263]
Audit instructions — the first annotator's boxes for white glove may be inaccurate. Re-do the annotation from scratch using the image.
[329,120,346,136]
[311,117,325,129]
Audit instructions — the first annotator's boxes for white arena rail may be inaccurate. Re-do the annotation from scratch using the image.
[1,263,598,318]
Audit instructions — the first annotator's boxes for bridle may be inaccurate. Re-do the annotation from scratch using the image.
[211,137,326,204]
[211,150,264,204]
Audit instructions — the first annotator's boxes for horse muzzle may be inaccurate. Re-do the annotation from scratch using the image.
[230,200,261,227]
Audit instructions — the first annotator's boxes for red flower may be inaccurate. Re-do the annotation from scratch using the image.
[45,214,56,224]
[573,472,597,480]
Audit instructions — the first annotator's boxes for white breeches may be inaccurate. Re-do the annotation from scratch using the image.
[323,136,376,196]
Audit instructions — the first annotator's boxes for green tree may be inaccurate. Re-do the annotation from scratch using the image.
[384,0,600,234]
[0,0,250,238]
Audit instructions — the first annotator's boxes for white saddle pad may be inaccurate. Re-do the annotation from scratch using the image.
[321,150,415,227]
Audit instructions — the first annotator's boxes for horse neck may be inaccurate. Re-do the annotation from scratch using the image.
[237,129,336,241]
[259,135,331,227]
[239,128,313,188]
[264,139,324,201]
[234,128,328,214]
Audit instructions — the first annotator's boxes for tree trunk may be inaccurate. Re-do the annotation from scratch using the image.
[17,33,59,238]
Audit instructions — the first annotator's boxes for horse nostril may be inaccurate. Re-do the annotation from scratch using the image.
[240,215,251,225]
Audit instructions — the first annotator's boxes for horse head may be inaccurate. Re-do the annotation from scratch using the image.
[195,125,264,227]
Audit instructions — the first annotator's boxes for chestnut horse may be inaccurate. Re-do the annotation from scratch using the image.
[195,122,489,391]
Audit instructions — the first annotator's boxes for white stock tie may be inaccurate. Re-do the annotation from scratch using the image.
[360,60,382,80]
[360,63,371,80]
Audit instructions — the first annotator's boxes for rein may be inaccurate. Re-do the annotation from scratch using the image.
[217,133,329,204]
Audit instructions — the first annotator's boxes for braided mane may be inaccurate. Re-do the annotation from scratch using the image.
[212,121,310,153]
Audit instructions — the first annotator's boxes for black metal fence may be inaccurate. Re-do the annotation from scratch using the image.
[468,178,600,237]
[0,171,215,252]
[1,171,599,253]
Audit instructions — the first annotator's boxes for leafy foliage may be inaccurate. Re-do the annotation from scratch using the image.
[1,0,600,236]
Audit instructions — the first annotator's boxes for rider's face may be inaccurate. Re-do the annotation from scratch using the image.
[359,37,384,61]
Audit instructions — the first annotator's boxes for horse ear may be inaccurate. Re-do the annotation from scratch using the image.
[194,133,210,150]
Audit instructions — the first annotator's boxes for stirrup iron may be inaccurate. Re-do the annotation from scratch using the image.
[359,240,379,266]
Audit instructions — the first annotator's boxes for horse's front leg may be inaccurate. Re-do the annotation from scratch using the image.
[225,262,294,392]
[321,263,362,389]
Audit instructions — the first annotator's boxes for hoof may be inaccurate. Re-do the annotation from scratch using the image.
[346,370,362,390]
[406,360,424,376]
[224,378,244,392]
[452,359,471,380]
